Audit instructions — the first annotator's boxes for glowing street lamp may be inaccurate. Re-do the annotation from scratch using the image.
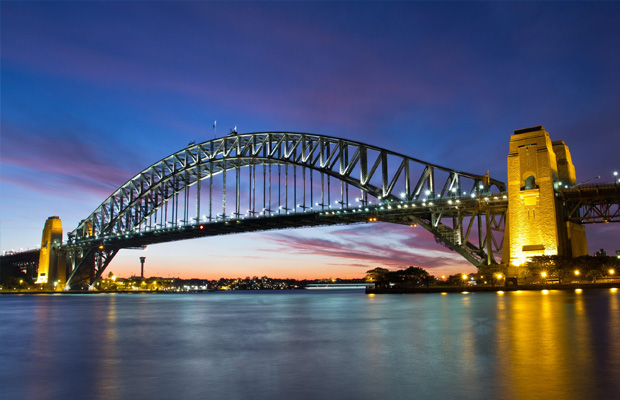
[541,272,547,278]
[609,269,615,276]
[574,270,580,276]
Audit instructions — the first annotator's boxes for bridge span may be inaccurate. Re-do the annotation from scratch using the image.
[1,127,618,290]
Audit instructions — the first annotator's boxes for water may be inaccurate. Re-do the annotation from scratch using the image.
[1,289,619,400]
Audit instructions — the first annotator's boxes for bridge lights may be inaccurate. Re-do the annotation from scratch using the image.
[609,269,615,275]
[400,192,406,198]
[541,272,547,278]
[574,270,580,276]
[98,245,104,250]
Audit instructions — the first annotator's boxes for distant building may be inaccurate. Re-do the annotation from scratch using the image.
[595,248,607,257]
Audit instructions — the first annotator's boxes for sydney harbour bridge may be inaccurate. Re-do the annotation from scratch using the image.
[2,127,619,290]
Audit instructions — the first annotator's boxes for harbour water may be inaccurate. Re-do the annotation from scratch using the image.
[1,289,619,400]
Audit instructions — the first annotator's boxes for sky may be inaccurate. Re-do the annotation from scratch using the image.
[1,1,619,280]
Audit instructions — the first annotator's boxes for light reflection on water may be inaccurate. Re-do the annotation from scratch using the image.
[1,290,619,400]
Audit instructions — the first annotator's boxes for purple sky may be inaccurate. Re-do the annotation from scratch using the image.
[1,1,619,279]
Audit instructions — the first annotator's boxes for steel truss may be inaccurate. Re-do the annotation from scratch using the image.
[558,184,620,224]
[65,247,120,290]
[65,132,506,288]
[320,196,508,266]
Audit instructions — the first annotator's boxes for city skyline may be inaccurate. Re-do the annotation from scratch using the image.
[2,1,619,279]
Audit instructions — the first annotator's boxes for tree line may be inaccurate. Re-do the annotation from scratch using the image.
[364,255,620,288]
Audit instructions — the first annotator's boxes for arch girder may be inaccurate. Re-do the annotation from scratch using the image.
[70,132,505,243]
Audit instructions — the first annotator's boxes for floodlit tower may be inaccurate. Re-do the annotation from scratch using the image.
[36,216,63,286]
[505,126,587,268]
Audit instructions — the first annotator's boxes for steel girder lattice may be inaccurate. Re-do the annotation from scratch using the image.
[559,184,620,224]
[65,132,507,287]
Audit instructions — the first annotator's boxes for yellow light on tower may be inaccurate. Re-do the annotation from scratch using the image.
[541,272,547,278]
[609,269,615,275]
[574,270,580,276]
[462,274,468,280]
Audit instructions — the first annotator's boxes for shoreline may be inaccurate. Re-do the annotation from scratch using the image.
[366,282,620,294]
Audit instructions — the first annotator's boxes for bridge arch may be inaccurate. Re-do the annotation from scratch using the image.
[70,132,504,241]
[65,132,506,288]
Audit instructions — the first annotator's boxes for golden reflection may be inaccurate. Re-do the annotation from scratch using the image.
[611,288,618,293]
[441,292,447,295]
[497,291,504,295]
[575,288,582,294]
[609,291,619,365]
[542,289,549,294]
[496,290,596,399]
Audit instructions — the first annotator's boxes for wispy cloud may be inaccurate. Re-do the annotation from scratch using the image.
[0,122,139,198]
[255,223,471,273]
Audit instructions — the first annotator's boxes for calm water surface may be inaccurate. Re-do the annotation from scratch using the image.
[1,289,619,400]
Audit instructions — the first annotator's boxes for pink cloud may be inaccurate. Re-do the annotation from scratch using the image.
[255,223,472,274]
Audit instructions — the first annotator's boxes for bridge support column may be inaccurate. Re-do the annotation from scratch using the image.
[35,216,67,289]
[505,126,587,271]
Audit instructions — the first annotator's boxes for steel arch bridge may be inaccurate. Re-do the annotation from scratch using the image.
[65,132,507,288]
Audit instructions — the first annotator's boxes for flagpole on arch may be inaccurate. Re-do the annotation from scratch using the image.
[213,120,217,139]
